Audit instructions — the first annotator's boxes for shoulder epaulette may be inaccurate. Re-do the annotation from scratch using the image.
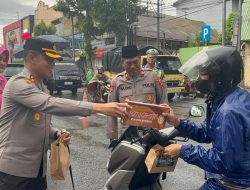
[116,71,126,78]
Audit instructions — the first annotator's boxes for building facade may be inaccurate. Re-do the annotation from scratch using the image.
[34,1,63,26]
[3,15,34,61]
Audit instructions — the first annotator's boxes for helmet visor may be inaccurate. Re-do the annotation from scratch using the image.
[179,50,210,80]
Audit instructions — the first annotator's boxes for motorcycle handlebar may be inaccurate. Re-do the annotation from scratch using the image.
[142,128,184,147]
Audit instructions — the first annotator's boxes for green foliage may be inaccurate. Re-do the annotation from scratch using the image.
[54,0,100,67]
[54,0,143,67]
[33,21,56,36]
[93,0,143,46]
[218,12,236,44]
[187,32,204,47]
[226,12,236,43]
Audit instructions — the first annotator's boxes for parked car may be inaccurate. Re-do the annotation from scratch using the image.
[3,63,24,80]
[45,62,83,95]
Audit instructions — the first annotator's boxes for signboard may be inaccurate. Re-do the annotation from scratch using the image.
[201,25,211,42]
[5,28,20,52]
[22,18,30,34]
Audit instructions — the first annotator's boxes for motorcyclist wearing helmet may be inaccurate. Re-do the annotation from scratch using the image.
[162,46,250,189]
[144,49,164,79]
[91,65,109,83]
[89,66,110,102]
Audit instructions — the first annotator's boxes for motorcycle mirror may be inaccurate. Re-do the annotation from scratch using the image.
[189,105,205,117]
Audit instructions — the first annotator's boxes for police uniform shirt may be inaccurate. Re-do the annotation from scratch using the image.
[0,68,93,178]
[107,68,167,139]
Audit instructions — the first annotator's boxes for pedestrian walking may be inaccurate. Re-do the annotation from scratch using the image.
[0,37,130,190]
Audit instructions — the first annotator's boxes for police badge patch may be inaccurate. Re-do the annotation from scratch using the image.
[34,112,41,121]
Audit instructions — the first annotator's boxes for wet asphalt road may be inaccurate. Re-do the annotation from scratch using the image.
[47,89,210,190]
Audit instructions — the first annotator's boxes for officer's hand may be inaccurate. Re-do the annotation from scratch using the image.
[93,102,132,117]
[163,144,182,159]
[161,104,180,128]
[58,129,71,144]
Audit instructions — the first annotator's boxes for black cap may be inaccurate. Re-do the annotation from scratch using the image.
[122,45,139,59]
[23,37,62,61]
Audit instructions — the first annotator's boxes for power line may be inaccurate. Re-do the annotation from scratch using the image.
[161,1,223,12]
[139,2,222,29]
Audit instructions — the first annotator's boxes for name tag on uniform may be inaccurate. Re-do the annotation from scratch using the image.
[142,83,155,88]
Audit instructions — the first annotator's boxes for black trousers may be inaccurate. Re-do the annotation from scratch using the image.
[0,171,47,190]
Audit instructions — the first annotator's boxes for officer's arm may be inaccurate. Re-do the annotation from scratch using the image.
[106,79,118,140]
[154,73,168,104]
[9,78,92,116]
[180,110,245,173]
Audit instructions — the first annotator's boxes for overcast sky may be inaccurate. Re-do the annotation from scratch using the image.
[0,0,56,45]
[0,0,176,46]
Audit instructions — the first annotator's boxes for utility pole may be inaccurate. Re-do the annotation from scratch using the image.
[222,0,226,46]
[157,0,160,49]
[237,0,243,52]
[71,16,75,62]
[182,8,189,19]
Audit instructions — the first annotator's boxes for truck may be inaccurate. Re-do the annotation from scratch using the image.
[140,55,187,100]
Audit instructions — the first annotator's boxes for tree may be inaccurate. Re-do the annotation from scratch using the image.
[33,21,56,36]
[93,0,143,46]
[187,32,204,47]
[54,0,143,68]
[54,0,100,68]
[218,12,236,44]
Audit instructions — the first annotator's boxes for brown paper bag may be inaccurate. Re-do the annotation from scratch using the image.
[145,144,178,173]
[50,139,70,180]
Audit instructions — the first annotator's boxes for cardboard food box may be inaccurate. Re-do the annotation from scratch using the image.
[145,144,178,173]
[120,101,170,129]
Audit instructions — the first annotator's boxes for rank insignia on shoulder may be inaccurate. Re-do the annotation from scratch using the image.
[157,77,164,89]
[26,75,36,86]
[34,112,41,121]
[25,79,32,84]
[30,75,35,83]
[124,73,129,79]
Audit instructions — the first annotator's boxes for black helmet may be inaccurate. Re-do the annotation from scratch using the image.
[179,46,244,95]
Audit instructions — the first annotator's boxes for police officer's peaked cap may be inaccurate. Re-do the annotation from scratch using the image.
[23,37,63,61]
[122,45,139,59]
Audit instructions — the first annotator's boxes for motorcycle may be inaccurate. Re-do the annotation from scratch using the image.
[87,80,110,103]
[104,105,205,190]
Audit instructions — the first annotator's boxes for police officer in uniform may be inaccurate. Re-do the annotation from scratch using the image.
[143,48,164,79]
[107,45,167,142]
[0,38,129,190]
